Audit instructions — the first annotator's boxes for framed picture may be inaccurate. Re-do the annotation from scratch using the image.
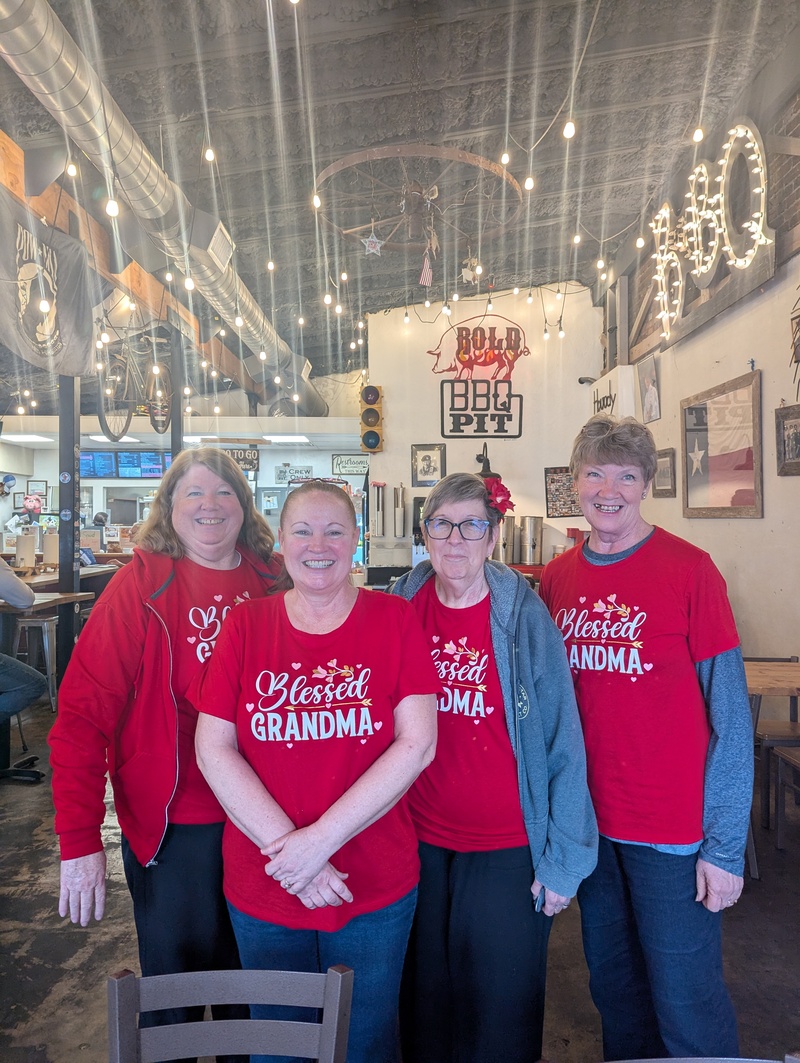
[776,403,800,476]
[332,454,370,476]
[411,444,446,487]
[26,479,47,497]
[680,370,762,518]
[12,491,25,510]
[637,353,661,424]
[652,448,676,498]
[544,466,583,518]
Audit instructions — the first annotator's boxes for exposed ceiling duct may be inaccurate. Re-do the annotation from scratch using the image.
[0,0,327,416]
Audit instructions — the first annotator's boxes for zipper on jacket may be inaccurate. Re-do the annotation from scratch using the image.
[144,601,179,866]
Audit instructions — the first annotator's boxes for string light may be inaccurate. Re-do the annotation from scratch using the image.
[184,275,195,291]
[527,290,533,304]
[487,299,493,312]
[335,304,342,314]
[403,308,410,324]
[298,316,305,325]
[204,147,215,162]
[164,270,173,282]
[235,312,244,328]
[500,151,510,166]
[66,160,78,177]
[39,298,50,313]
[636,236,646,249]
[596,257,605,270]
[524,175,534,191]
[213,404,221,414]
[323,293,332,305]
[267,260,275,271]
[259,350,267,360]
[100,329,110,344]
[274,375,281,384]
[312,193,321,209]
[692,127,704,143]
[572,233,581,245]
[563,119,576,139]
[543,326,550,340]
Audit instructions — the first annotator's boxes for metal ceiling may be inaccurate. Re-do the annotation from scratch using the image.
[0,0,798,416]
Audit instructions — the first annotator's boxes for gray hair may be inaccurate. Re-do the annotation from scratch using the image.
[422,472,502,529]
[569,414,658,483]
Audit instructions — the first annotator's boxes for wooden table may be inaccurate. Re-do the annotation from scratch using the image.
[0,591,95,772]
[744,660,800,828]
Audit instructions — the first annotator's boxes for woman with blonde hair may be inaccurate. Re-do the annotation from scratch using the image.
[51,447,282,1058]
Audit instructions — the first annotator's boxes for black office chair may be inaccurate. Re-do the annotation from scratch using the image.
[108,965,353,1063]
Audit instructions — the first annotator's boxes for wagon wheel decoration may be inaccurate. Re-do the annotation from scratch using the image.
[314,144,524,254]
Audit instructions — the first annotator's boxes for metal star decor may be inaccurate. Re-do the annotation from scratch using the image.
[361,229,384,256]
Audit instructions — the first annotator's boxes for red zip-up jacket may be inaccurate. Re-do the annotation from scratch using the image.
[50,545,282,866]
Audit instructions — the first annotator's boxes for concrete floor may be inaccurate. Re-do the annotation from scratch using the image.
[2,704,800,1063]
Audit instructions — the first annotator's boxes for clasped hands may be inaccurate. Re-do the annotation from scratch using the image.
[262,825,353,910]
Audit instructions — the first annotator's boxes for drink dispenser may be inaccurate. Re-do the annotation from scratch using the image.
[520,516,543,565]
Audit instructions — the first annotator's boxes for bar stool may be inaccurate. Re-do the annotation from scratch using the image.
[12,616,59,712]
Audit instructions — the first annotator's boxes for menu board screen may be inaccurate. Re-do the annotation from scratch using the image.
[80,451,118,478]
[117,451,166,478]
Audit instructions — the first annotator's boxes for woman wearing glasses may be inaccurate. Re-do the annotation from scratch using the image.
[393,472,597,1063]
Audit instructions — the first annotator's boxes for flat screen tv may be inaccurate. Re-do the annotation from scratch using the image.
[80,451,117,478]
[117,451,166,479]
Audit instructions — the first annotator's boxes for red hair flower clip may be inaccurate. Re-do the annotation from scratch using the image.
[485,476,515,516]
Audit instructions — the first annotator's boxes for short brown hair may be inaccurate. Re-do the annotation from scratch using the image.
[569,415,657,483]
[135,447,275,562]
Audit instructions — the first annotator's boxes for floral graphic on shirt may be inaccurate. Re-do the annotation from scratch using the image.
[552,591,651,678]
[249,657,376,743]
[431,635,494,721]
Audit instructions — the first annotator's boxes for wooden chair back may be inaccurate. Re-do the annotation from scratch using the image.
[108,965,353,1063]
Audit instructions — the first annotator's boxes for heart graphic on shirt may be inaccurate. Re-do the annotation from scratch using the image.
[474,720,481,725]
[214,595,223,602]
[486,706,494,715]
[286,742,293,748]
[292,662,301,669]
[432,635,440,643]
[374,721,383,730]
[360,738,368,744]
[644,663,653,671]
[631,677,638,682]
[246,702,255,713]
[579,597,586,603]
[187,636,196,644]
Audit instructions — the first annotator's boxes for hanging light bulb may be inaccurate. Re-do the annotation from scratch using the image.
[524,175,535,191]
[185,404,192,414]
[23,389,30,397]
[235,312,244,328]
[513,286,520,295]
[563,119,576,139]
[165,270,173,282]
[635,236,646,249]
[424,298,431,308]
[95,340,104,351]
[105,194,120,218]
[543,327,550,340]
[573,233,581,245]
[452,292,459,302]
[184,275,195,291]
[312,193,321,209]
[596,258,605,270]
[292,393,300,403]
[259,350,267,361]
[442,302,451,317]
[219,328,226,337]
[298,316,305,326]
[341,271,348,282]
[500,151,510,166]
[350,340,357,350]
[527,290,533,304]
[558,324,565,338]
[600,272,607,281]
[152,364,161,375]
[155,389,163,398]
[183,386,191,396]
[323,293,332,305]
[96,359,104,371]
[487,299,493,312]
[335,304,342,314]
[204,146,215,162]
[267,260,275,271]
[213,404,221,414]
[17,404,25,415]
[556,289,563,300]
[357,337,364,346]
[211,369,218,378]
[39,298,50,313]
[475,264,483,276]
[403,309,410,323]
[200,359,208,369]
[357,319,365,329]
[274,375,281,385]
[30,399,38,408]
[66,160,78,177]
[100,329,110,344]
[692,127,704,143]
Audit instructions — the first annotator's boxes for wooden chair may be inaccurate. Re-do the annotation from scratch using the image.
[107,965,352,1063]
[774,747,800,850]
[746,655,800,829]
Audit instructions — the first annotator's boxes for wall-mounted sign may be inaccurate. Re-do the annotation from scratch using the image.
[425,315,529,438]
[588,366,636,419]
[274,464,314,483]
[332,454,370,476]
[224,448,259,472]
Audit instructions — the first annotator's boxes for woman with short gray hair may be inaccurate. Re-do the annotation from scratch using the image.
[394,471,597,1063]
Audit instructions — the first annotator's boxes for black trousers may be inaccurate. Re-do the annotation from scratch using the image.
[400,841,553,1063]
[122,821,246,1063]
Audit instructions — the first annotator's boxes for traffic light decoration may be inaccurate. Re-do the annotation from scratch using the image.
[360,384,384,452]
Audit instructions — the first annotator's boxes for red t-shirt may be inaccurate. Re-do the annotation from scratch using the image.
[195,588,440,931]
[407,579,528,851]
[539,527,740,845]
[169,556,270,823]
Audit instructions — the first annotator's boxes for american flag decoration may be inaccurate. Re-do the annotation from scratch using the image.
[418,248,433,287]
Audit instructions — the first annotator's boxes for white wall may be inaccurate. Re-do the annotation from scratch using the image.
[366,266,800,663]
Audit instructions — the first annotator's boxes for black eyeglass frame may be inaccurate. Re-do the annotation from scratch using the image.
[422,517,492,541]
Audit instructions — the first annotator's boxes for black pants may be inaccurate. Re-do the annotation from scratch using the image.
[400,841,552,1063]
[122,822,246,1063]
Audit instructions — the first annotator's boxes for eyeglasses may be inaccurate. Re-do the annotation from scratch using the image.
[423,517,491,541]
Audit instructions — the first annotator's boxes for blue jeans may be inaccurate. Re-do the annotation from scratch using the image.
[228,888,417,1063]
[0,652,47,769]
[578,837,739,1061]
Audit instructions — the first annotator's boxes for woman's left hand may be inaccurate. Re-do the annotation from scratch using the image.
[695,857,743,912]
[262,825,333,894]
[531,879,572,917]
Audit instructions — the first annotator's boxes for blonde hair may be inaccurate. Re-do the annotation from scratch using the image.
[135,447,276,562]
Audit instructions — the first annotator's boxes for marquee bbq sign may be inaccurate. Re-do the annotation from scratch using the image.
[427,315,528,438]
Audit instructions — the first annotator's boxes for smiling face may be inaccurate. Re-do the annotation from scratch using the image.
[423,498,499,595]
[575,462,651,550]
[279,489,359,596]
[170,463,245,568]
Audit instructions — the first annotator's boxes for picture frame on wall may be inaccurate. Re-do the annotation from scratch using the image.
[637,353,662,424]
[544,466,583,518]
[12,491,24,510]
[651,448,676,497]
[680,370,762,518]
[775,403,800,476]
[26,479,47,497]
[411,444,446,487]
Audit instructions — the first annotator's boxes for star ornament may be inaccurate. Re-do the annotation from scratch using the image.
[361,230,384,256]
[690,439,706,475]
